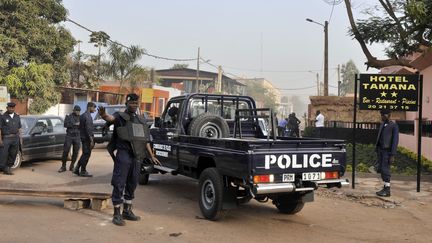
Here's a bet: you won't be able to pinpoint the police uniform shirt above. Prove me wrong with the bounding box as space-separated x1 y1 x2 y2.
64 113 80 136
79 111 94 140
112 111 150 151
0 112 21 136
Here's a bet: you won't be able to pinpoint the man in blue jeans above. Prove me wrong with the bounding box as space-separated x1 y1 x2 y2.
375 109 399 197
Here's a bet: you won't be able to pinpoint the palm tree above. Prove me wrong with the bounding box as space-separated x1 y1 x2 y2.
104 43 148 102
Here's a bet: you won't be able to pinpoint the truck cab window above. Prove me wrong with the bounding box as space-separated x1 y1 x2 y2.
162 102 180 128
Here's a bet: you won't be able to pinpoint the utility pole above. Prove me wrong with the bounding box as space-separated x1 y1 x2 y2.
316 73 320 96
217 65 223 93
324 20 329 96
337 64 341 96
196 47 200 93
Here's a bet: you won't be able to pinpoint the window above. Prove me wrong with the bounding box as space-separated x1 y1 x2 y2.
188 98 250 120
50 118 65 133
35 119 50 134
162 101 181 128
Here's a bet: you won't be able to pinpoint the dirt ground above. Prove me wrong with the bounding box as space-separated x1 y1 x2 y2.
1 145 432 243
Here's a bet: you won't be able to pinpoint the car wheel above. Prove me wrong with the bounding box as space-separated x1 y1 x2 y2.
198 167 225 220
11 151 22 170
273 195 305 214
188 113 229 138
138 173 150 185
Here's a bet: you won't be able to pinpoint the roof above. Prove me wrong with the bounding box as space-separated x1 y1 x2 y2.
156 68 245 86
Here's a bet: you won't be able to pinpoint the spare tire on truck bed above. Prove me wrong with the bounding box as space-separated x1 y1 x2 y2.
187 113 230 138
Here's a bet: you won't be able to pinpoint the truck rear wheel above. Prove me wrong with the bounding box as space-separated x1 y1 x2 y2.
273 195 305 214
188 113 229 138
138 173 150 185
199 168 224 220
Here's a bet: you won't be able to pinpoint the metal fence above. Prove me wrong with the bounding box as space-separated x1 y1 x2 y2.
422 120 432 137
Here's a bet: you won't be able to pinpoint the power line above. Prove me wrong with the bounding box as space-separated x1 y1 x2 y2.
66 18 197 62
223 65 323 73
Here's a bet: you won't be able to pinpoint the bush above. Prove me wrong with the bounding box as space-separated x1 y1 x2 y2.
345 143 432 175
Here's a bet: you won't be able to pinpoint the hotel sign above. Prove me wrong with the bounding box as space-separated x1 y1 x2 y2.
359 74 419 111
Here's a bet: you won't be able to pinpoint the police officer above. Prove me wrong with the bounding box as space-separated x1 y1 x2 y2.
73 102 96 177
0 102 22 175
58 105 81 173
375 109 399 197
98 93 160 226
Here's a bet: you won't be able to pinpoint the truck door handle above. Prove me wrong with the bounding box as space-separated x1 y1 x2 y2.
167 132 174 139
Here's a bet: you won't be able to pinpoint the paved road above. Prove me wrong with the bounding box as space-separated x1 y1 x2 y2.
1 145 432 243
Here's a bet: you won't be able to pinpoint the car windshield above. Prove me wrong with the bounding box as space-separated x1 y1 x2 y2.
20 117 36 134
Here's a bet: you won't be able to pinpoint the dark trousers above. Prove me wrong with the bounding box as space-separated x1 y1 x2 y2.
62 135 81 163
377 149 391 183
76 139 93 172
278 127 285 137
111 149 139 206
0 136 19 169
315 127 323 138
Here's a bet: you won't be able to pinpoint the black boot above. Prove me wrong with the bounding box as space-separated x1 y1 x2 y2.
72 166 80 176
112 206 125 226
122 203 141 221
58 162 67 173
69 161 75 171
3 167 13 175
376 186 391 197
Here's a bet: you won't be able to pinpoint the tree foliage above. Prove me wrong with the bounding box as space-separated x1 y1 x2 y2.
103 43 151 100
245 81 277 110
340 60 359 96
344 0 432 69
171 63 189 69
66 51 100 89
0 0 75 113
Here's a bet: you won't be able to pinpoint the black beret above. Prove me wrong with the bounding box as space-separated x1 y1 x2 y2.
126 93 139 102
380 109 391 115
7 102 16 107
73 105 81 111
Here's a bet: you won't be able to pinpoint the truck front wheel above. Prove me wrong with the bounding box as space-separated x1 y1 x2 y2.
273 195 305 214
198 168 224 220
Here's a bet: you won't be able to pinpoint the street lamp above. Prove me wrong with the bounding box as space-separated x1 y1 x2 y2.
306 18 328 96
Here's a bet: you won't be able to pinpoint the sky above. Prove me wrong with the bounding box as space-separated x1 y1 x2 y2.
62 0 387 98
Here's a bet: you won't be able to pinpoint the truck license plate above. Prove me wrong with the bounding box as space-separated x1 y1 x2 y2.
94 134 103 138
302 172 321 181
282 173 295 182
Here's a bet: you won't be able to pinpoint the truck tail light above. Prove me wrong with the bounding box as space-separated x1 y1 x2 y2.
322 171 339 179
253 174 274 183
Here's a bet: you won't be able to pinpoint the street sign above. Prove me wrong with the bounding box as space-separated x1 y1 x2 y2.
359 74 419 111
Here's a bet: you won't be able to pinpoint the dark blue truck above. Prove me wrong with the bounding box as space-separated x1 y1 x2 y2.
143 93 348 220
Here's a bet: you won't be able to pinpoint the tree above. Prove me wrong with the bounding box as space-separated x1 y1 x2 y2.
340 60 359 96
103 43 150 100
66 51 100 89
0 0 75 113
245 81 277 110
171 63 189 69
344 0 432 69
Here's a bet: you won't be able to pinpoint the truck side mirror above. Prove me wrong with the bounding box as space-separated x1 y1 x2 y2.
154 117 162 128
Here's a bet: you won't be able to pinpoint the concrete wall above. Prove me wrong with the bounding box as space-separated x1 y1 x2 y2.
42 104 73 118
399 133 432 160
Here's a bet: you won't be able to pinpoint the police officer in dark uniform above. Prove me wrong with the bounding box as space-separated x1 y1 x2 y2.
375 109 399 197
58 105 81 173
98 93 160 226
0 102 22 175
73 102 96 177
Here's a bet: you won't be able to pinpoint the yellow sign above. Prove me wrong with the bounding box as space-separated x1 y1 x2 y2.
141 88 154 103
359 74 419 111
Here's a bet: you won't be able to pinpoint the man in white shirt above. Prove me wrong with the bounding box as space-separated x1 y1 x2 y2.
315 110 324 137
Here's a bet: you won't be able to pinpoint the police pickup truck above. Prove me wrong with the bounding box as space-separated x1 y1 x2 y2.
144 93 348 220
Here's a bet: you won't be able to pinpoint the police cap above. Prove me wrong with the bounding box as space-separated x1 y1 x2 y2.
126 93 139 102
73 105 81 111
7 102 16 107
